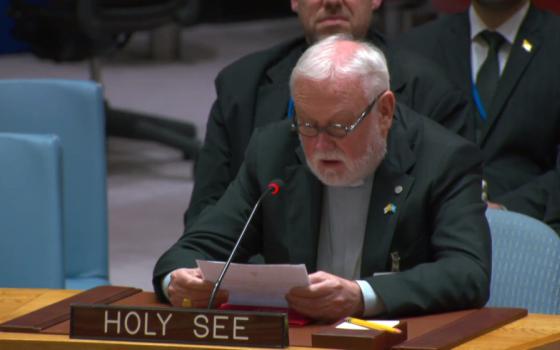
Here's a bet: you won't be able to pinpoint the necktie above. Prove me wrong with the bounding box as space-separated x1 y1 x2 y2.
476 30 506 117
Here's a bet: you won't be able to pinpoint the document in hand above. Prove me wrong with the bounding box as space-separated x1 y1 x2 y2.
197 260 310 308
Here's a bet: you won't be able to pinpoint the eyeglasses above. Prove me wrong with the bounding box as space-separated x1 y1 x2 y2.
291 90 385 139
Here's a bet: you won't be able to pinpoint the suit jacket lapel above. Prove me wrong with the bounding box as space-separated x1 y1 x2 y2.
480 6 542 144
361 109 416 276
385 51 406 96
442 13 473 96
433 13 479 142
281 146 322 271
368 29 406 95
254 43 306 128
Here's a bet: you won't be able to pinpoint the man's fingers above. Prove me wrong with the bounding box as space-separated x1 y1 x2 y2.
186 279 215 291
287 296 331 319
289 275 336 298
172 270 214 290
308 271 329 283
171 287 229 308
287 294 329 310
287 272 364 321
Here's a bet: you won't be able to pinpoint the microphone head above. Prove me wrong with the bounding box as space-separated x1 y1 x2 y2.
267 179 285 196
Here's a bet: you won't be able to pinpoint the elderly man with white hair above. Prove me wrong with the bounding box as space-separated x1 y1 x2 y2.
153 35 491 320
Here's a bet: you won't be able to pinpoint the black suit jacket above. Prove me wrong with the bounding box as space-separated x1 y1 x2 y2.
184 30 471 231
154 106 491 317
396 6 560 232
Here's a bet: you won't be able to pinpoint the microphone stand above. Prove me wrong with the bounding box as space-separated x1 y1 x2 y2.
207 184 278 309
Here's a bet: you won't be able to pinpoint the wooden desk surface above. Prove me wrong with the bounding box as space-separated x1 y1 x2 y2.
0 288 559 350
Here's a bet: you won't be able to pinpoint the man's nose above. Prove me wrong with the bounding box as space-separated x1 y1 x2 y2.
323 0 343 9
313 132 336 151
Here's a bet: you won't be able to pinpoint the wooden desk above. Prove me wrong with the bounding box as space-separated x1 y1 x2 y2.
0 288 559 350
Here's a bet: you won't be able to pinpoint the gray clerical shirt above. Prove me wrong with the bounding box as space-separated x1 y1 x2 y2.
317 176 385 316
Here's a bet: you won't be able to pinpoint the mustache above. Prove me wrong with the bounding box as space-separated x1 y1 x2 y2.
311 150 347 162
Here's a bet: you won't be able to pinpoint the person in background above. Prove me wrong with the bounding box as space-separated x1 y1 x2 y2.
397 0 560 233
153 35 491 320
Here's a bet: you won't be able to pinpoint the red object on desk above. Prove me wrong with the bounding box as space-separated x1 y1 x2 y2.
218 303 312 326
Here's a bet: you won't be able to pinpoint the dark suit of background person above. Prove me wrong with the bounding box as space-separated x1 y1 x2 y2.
153 105 491 317
183 29 471 233
396 4 560 233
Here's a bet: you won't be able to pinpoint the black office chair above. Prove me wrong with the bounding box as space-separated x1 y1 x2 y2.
9 0 201 160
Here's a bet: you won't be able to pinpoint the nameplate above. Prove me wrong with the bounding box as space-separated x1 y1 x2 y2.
70 304 289 348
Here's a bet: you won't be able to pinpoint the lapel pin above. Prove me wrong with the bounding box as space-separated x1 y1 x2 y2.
394 185 403 194
522 39 532 53
384 203 397 215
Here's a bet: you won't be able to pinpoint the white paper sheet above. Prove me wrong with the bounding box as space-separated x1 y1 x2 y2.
336 320 400 330
197 260 309 308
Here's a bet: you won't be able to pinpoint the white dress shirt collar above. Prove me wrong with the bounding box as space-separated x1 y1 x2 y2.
469 2 530 45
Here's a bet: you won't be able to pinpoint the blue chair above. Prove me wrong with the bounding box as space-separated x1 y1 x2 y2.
0 133 65 288
0 79 109 289
486 208 560 314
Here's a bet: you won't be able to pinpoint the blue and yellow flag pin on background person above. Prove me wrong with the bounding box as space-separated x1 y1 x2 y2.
522 39 532 53
384 203 397 215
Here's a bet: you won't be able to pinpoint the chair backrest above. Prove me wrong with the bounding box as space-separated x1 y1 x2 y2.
78 0 188 35
8 0 195 61
485 208 560 314
0 79 109 289
0 133 65 288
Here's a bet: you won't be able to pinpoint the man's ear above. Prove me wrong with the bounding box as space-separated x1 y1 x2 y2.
372 0 383 11
377 91 395 136
291 0 299 12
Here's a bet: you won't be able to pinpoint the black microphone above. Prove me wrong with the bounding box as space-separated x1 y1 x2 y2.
207 179 284 309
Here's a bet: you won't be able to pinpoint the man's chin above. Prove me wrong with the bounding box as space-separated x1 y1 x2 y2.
314 25 353 40
307 158 355 186
475 0 525 11
314 169 354 187
318 175 347 187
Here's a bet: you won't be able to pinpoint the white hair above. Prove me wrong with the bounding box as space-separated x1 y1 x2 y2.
290 34 390 100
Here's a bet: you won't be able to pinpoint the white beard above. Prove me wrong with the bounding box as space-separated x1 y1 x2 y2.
303 123 387 187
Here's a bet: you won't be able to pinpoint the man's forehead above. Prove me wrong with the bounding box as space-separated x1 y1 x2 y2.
293 83 369 123
293 76 365 101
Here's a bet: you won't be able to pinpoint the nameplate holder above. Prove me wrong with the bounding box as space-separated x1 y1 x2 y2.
70 303 289 348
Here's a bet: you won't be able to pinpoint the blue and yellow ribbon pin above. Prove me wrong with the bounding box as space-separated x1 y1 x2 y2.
384 203 397 215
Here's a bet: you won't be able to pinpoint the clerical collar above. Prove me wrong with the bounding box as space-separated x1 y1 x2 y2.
329 174 374 188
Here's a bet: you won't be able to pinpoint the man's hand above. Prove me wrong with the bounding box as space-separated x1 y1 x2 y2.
487 201 506 210
167 268 228 308
286 271 364 321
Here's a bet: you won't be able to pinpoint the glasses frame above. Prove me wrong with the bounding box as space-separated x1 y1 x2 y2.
291 90 386 139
